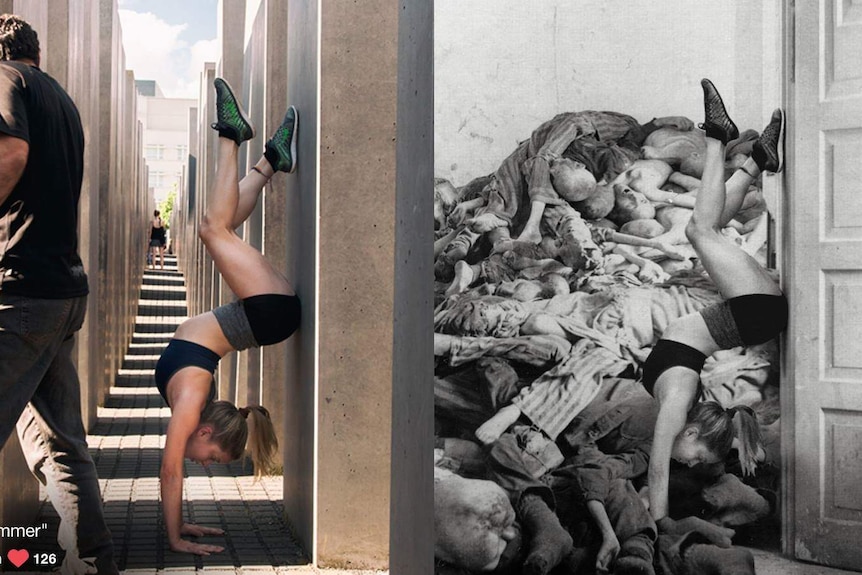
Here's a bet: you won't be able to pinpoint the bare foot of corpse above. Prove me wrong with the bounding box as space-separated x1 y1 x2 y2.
445 261 476 297
475 404 522 445
468 212 508 233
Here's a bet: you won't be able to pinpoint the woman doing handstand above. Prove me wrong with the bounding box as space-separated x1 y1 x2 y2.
155 78 301 556
644 79 787 539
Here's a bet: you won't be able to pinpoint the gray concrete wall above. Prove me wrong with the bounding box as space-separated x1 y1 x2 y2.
391 0 434 571
260 0 290 480
175 0 435 568
285 0 318 557
69 0 104 432
298 2 435 563
216 0 246 403
0 0 146 546
318 0 394 559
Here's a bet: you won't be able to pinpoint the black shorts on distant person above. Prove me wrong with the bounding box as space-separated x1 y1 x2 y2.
212 293 301 351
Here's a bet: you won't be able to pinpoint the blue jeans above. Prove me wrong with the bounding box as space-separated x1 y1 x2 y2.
0 294 117 574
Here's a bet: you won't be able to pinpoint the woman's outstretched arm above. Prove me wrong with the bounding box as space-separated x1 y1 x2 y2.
648 386 694 520
160 396 224 555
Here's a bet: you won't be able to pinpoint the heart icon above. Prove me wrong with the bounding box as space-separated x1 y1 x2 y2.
7 548 29 568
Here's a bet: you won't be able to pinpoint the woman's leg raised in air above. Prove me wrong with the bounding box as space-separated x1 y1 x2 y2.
199 78 297 299
232 106 298 229
684 79 782 300
231 159 273 229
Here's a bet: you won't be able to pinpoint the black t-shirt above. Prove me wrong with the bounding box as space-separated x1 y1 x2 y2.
0 61 88 298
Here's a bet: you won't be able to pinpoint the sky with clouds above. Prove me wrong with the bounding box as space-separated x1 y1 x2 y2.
118 0 219 99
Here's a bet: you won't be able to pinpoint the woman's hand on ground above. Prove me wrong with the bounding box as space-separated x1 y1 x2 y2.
169 539 225 556
181 522 225 537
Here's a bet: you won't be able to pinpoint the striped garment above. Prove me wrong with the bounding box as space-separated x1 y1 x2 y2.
513 338 630 440
527 111 646 159
448 334 572 368
478 111 650 227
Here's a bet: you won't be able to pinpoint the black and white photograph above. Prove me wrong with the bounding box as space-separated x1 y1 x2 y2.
433 2 862 575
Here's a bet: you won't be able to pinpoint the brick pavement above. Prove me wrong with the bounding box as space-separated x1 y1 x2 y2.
18 256 314 574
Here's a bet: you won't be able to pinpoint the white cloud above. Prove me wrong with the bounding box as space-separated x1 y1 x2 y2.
175 38 219 99
119 9 217 99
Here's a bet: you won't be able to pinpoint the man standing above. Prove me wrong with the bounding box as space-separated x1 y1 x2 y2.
0 14 117 574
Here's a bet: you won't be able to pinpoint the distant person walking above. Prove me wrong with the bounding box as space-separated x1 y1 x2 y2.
0 14 118 574
150 209 166 269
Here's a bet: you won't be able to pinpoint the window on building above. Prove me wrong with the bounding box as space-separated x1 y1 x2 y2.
176 145 188 160
150 171 165 188
145 145 165 160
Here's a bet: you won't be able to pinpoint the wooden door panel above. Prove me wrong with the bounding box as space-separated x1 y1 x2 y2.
828 0 862 97
791 0 862 568
824 129 862 239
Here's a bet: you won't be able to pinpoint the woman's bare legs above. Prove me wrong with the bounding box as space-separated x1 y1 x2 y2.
649 84 783 523
231 157 276 229
685 83 781 301
198 137 293 299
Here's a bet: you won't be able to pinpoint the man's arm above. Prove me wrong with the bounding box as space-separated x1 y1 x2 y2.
571 443 651 508
0 133 28 204
586 499 621 573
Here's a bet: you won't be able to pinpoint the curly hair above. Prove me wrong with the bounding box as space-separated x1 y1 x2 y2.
0 14 40 63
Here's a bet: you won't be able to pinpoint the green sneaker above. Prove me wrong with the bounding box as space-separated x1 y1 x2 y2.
264 105 298 173
211 77 254 145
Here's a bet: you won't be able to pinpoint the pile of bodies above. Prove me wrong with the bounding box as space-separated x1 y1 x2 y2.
433 111 781 575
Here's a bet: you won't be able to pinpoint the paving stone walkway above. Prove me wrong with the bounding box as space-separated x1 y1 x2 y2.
26 256 310 574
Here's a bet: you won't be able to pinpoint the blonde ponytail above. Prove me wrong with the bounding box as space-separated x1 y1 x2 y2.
243 405 279 479
730 406 762 476
199 401 279 478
